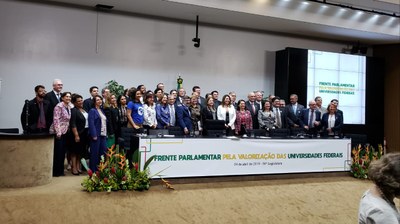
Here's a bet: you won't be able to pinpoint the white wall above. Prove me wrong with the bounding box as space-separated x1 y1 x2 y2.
0 1 345 130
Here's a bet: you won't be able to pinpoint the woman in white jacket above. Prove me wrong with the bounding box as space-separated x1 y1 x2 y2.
217 94 236 136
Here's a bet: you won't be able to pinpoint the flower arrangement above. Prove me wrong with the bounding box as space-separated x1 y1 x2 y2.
351 144 383 179
81 145 171 192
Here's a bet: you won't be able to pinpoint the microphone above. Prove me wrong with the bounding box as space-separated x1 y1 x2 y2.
24 99 30 134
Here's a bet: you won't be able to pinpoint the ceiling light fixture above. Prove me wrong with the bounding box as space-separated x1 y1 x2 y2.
307 0 399 18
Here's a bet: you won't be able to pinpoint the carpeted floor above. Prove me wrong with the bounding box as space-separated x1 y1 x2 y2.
0 173 397 224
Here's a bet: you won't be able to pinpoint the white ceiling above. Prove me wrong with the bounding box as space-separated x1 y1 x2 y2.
43 0 400 45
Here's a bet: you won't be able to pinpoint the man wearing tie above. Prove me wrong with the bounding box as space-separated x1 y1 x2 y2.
255 91 263 109
167 95 177 127
45 79 63 125
285 94 304 128
176 96 192 135
300 100 321 136
45 79 63 109
272 97 284 129
245 91 260 129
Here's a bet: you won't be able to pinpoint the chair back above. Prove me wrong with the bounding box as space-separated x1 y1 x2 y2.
252 129 267 137
168 126 184 136
118 127 136 150
290 127 304 137
270 128 289 138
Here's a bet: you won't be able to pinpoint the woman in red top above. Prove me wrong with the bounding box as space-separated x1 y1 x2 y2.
235 99 253 136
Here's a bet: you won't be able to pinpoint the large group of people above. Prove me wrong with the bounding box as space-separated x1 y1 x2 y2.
21 79 345 176
19 79 400 223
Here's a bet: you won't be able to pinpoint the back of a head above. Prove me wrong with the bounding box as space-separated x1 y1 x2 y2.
368 153 400 196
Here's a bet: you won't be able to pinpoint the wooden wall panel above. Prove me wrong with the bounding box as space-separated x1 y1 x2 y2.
373 44 400 153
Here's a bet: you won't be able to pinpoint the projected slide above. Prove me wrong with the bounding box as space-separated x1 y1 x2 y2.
307 50 366 124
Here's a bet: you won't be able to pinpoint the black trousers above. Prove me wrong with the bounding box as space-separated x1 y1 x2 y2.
53 134 67 176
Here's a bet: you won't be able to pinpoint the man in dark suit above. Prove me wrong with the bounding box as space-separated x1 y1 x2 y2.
167 94 177 127
330 99 344 121
45 79 63 110
176 96 192 135
286 94 304 128
245 91 260 129
176 88 186 105
255 91 263 109
21 85 52 133
83 86 98 112
300 100 321 136
44 79 63 126
192 85 206 107
272 97 287 129
211 90 221 108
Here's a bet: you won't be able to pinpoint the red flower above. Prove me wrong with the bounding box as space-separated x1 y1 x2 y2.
87 169 93 177
103 177 108 183
134 163 139 171
111 167 116 174
359 159 363 164
122 176 127 181
355 167 359 171
96 171 100 177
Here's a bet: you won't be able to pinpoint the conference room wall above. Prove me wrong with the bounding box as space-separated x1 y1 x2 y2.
0 1 346 130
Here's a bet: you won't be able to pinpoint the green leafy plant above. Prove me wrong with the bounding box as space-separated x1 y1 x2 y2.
81 145 170 192
105 80 124 98
351 144 383 179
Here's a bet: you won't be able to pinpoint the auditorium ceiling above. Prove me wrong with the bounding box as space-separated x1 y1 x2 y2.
43 0 400 45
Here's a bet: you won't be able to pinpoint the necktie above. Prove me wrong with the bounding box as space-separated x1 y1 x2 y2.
293 105 296 114
275 108 281 128
251 102 255 114
170 105 175 126
309 109 314 128
57 93 61 102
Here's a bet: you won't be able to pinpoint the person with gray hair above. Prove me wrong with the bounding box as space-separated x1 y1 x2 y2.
358 153 400 223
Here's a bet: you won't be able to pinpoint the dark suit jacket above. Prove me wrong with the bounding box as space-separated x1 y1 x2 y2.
245 101 260 129
176 104 192 131
45 91 60 109
213 99 221 108
70 107 87 134
198 96 206 107
83 98 94 112
104 107 119 135
201 106 217 133
285 103 304 127
88 108 106 138
299 109 321 128
321 112 343 136
20 98 52 133
273 107 289 129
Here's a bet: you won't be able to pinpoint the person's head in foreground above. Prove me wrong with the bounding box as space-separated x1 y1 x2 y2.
358 152 400 224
